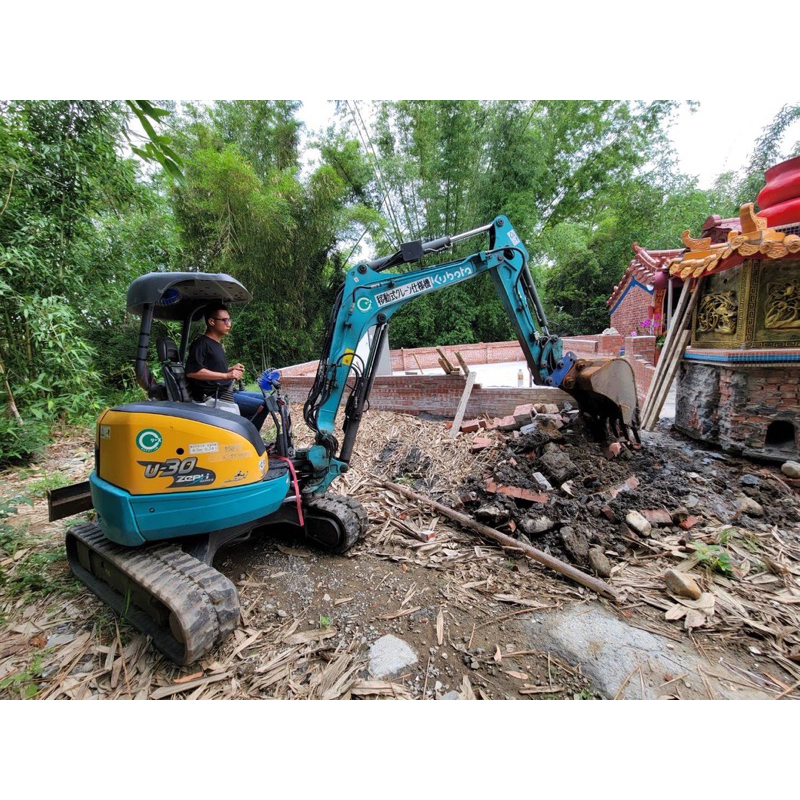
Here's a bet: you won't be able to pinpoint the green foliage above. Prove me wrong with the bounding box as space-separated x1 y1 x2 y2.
167 101 368 367
693 542 734 576
0 417 49 467
0 100 182 463
0 654 45 698
28 472 71 498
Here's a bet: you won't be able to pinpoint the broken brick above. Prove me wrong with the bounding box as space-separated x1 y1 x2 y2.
678 515 701 531
601 505 617 523
642 509 672 527
512 404 533 425
484 481 549 505
460 419 482 434
605 442 623 459
608 476 639 498
497 415 519 431
470 438 493 453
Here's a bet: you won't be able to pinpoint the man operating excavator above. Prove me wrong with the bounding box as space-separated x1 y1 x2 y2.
185 303 268 431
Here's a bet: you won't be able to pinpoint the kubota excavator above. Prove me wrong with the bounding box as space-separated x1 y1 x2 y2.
49 216 639 664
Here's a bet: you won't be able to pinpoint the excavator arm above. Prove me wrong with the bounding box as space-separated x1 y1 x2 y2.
297 216 639 494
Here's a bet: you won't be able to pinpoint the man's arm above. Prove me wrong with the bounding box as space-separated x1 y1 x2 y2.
186 365 244 381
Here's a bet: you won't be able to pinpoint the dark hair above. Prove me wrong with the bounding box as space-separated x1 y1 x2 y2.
204 303 229 327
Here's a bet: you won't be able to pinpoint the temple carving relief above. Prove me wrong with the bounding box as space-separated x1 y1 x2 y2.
697 291 738 334
765 280 800 329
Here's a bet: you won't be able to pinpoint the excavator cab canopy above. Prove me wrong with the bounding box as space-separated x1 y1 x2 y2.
128 271 252 398
127 271 251 322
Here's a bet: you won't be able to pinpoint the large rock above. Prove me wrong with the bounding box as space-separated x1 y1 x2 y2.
560 526 589 564
521 602 772 700
781 461 800 479
520 515 557 537
368 635 418 680
736 495 764 517
588 547 613 578
538 443 577 484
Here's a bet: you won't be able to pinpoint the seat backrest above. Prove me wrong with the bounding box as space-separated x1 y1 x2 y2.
157 337 192 403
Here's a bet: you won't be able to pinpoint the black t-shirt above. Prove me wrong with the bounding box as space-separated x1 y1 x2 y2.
185 335 231 399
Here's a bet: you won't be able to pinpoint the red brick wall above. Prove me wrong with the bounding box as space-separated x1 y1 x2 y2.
610 283 655 338
282 338 622 376
676 363 800 456
281 374 571 418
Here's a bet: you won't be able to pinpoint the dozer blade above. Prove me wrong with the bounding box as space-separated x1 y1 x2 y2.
66 523 240 665
568 358 640 442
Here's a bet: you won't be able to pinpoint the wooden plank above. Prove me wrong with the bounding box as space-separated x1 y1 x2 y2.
641 277 704 427
644 277 704 428
641 278 694 420
436 347 456 373
449 371 477 439
643 329 690 430
454 351 471 377
374 478 620 603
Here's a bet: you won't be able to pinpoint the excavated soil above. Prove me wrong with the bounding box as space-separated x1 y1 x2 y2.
1 405 799 700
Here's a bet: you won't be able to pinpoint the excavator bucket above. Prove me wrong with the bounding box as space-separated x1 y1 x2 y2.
567 358 640 443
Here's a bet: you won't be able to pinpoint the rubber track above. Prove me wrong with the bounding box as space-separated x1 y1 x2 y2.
305 494 367 554
66 523 239 665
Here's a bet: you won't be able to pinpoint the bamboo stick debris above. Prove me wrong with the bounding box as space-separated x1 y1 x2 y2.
374 477 620 602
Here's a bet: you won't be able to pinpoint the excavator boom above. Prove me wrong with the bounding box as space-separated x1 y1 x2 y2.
299 216 639 494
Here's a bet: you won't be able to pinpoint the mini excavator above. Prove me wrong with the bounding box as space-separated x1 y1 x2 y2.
50 216 639 664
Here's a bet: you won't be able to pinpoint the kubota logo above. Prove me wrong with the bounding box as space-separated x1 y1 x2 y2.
136 429 163 453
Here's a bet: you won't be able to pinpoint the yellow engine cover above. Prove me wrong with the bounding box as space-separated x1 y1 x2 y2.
97 406 268 495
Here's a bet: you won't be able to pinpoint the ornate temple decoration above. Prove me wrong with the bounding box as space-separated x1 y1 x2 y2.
765 281 800 329
697 291 738 334
668 204 800 280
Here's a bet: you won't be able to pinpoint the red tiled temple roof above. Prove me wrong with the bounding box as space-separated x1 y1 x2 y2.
667 203 800 280
607 244 683 308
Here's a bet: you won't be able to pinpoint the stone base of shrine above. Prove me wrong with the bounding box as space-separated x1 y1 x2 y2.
674 349 800 462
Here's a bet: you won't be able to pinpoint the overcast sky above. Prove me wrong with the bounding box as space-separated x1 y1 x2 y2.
296 99 800 191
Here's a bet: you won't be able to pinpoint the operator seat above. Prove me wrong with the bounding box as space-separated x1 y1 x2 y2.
156 337 192 403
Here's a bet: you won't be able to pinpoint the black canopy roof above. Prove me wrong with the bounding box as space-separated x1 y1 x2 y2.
126 272 252 321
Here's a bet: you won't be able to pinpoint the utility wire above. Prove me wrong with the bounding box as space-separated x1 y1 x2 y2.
347 101 402 248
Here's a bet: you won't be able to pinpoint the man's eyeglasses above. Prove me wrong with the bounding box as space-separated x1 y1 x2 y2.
213 317 232 325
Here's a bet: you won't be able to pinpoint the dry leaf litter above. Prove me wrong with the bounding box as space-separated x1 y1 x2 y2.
1 402 799 700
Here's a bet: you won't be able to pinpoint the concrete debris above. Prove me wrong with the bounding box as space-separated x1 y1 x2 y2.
519 515 557 537
625 510 652 538
588 547 613 578
560 526 589 565
538 443 578 484
368 635 419 680
474 504 511 526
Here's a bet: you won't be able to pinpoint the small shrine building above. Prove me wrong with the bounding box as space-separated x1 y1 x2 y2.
634 156 800 460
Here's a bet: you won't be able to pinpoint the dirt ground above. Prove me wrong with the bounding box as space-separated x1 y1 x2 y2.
1 404 799 700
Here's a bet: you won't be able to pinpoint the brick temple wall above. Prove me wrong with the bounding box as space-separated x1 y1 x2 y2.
610 281 654 338
675 362 800 458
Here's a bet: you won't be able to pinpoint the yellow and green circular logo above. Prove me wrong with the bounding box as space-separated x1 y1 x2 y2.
136 429 163 453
